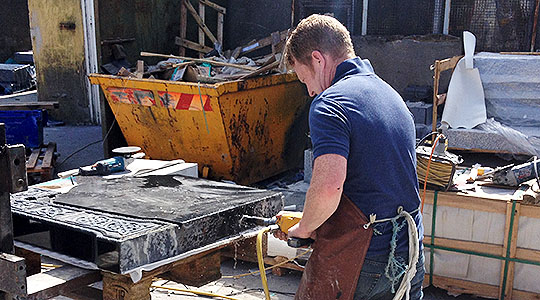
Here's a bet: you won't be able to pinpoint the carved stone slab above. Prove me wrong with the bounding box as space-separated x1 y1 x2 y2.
11 176 283 273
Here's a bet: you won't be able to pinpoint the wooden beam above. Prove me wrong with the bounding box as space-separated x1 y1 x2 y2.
14 248 40 276
25 265 100 300
179 0 187 56
198 0 226 14
175 37 213 53
428 274 500 299
162 250 221 287
0 102 59 111
423 190 508 214
217 12 224 45
239 60 280 80
102 271 152 300
198 1 205 58
183 0 218 44
41 142 56 169
239 30 289 56
140 52 257 71
26 148 40 170
423 236 502 257
499 201 521 300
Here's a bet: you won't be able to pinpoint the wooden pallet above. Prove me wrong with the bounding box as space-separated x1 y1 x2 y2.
26 142 56 182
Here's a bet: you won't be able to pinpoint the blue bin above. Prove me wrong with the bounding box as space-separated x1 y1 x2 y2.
0 110 46 148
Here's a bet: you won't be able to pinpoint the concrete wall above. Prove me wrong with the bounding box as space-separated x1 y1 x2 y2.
28 0 90 124
0 0 32 62
353 35 463 95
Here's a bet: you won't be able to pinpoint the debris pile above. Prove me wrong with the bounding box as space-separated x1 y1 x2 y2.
102 30 290 83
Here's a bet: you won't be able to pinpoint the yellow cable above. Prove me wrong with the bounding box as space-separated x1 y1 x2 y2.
222 248 310 279
151 285 241 300
257 227 272 300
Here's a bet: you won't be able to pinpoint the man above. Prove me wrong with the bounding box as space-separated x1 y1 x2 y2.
277 14 425 300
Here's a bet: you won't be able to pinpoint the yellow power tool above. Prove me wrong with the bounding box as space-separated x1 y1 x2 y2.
241 211 314 247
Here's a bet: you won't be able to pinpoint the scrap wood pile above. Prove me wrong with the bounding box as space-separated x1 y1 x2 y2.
102 29 290 83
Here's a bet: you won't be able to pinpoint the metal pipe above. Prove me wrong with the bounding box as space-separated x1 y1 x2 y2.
433 0 443 34
531 0 540 52
443 0 451 35
362 0 368 35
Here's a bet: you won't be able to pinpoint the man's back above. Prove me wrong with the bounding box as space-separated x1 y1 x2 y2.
309 57 423 256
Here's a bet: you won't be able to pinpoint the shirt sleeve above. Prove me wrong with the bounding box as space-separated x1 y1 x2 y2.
309 97 351 160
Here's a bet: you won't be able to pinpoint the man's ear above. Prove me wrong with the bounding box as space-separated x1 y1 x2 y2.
311 50 325 65
311 50 325 69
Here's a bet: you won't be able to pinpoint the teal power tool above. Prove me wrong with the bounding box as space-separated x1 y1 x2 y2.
79 156 126 176
491 157 540 187
241 212 314 248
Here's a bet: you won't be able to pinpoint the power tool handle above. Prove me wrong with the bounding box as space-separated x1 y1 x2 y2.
287 237 314 248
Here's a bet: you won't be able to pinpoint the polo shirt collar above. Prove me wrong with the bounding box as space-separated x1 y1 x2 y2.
332 57 374 85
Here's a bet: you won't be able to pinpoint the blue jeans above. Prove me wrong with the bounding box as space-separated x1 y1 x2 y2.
354 250 425 300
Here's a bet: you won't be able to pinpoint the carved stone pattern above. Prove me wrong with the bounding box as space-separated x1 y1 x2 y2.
74 215 158 236
11 198 164 239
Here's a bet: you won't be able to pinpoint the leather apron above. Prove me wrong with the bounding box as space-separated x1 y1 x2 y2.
295 194 373 300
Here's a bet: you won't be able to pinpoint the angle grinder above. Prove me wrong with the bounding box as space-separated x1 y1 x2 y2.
241 211 314 248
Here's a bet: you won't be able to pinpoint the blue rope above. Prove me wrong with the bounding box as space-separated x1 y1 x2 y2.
384 217 408 293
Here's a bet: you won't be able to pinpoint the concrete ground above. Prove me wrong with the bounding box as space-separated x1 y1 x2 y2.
41 125 485 300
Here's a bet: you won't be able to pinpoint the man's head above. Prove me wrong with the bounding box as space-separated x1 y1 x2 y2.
285 14 355 96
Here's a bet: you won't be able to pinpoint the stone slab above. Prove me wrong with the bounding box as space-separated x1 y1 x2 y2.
11 176 283 273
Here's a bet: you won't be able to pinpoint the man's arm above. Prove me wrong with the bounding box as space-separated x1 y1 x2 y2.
288 153 347 239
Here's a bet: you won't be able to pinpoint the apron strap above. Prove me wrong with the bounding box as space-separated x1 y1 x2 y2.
362 207 420 300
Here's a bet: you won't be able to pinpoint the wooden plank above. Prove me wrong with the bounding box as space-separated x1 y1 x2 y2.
239 30 289 56
516 247 540 263
183 0 217 44
162 250 221 287
141 246 226 280
222 236 266 262
25 265 100 300
41 142 56 169
423 236 503 257
239 60 280 80
0 102 59 111
265 256 304 272
198 0 226 14
428 274 500 299
198 1 205 58
175 37 213 53
432 59 440 135
424 190 508 214
518 204 540 219
102 271 152 300
14 247 40 276
0 253 27 296
179 0 187 56
499 201 521 300
217 12 224 45
431 55 463 135
436 55 463 72
26 148 40 169
61 285 103 300
140 52 257 71
513 289 540 299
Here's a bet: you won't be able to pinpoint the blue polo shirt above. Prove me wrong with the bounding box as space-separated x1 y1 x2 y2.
309 57 423 257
